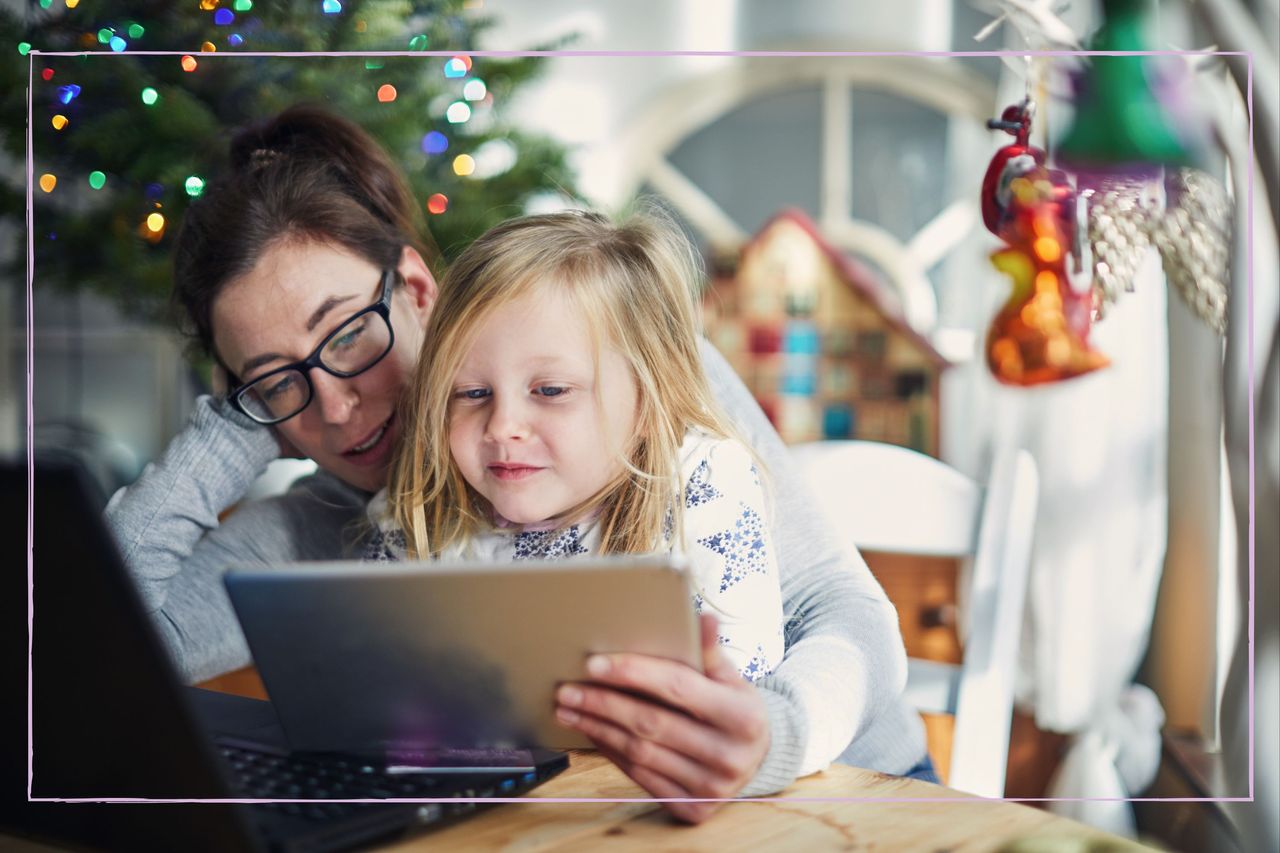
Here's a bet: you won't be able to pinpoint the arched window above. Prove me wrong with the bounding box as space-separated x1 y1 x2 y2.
613 56 998 340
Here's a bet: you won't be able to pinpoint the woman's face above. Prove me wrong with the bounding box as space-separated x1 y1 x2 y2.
212 240 437 492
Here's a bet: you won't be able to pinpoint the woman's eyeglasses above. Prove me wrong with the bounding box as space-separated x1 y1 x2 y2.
228 269 398 425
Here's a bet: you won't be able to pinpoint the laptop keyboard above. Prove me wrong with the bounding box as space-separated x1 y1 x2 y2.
217 741 540 822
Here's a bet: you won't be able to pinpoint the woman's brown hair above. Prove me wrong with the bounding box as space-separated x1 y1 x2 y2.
171 103 437 374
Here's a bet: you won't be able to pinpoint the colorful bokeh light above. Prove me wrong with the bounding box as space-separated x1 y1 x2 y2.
422 131 449 154
141 87 158 105
426 193 448 214
39 174 56 193
446 102 471 123
377 84 397 102
88 171 106 190
185 176 205 197
452 154 475 176
51 114 68 130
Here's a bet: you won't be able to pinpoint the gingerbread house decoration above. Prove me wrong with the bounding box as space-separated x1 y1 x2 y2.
703 208 948 455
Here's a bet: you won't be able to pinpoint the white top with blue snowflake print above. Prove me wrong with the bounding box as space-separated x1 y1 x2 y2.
363 431 784 684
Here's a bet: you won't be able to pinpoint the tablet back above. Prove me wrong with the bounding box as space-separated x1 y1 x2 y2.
224 556 701 752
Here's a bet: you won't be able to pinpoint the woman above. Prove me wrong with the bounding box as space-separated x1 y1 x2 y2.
105 104 931 820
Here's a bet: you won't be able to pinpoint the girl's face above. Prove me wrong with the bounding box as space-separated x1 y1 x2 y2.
212 240 437 492
447 286 639 526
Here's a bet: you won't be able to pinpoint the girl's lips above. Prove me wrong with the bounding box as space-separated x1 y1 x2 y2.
487 464 544 482
342 415 395 468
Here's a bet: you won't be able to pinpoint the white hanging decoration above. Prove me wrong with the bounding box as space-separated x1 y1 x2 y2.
1151 167 1232 332
971 0 1082 49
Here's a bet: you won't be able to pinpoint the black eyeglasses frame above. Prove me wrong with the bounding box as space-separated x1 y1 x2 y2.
227 268 399 426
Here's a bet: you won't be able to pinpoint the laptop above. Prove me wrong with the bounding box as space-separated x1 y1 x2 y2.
6 459 567 853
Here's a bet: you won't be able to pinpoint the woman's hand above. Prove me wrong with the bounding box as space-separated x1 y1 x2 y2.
554 613 770 824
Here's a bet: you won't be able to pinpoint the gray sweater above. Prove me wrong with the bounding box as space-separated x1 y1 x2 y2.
105 341 927 795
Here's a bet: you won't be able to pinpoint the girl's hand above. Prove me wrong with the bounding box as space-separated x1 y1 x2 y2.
554 613 770 824
212 364 305 459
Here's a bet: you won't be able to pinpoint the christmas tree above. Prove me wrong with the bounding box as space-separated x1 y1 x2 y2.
2 0 577 319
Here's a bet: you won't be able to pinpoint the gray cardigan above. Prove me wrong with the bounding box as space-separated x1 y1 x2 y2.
105 341 927 795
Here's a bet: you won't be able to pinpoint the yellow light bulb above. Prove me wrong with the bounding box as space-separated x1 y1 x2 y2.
452 154 475 177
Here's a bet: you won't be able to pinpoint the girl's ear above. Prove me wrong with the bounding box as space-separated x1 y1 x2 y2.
397 245 439 329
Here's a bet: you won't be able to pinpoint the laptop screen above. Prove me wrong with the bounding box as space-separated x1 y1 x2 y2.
12 458 260 849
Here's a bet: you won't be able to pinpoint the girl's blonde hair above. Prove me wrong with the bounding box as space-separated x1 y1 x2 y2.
388 207 742 558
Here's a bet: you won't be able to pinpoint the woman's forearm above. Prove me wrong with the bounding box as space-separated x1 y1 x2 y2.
701 340 912 790
105 396 278 612
102 395 323 681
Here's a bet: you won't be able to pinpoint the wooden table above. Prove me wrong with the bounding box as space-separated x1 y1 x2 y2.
373 751 1150 852
199 670 1152 852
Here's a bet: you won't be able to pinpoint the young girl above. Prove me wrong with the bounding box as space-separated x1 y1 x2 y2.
365 209 784 682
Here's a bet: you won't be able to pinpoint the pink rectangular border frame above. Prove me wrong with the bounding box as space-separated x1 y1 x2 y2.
24 47 1257 807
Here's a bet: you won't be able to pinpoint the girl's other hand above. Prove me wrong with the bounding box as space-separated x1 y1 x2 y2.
554 613 770 823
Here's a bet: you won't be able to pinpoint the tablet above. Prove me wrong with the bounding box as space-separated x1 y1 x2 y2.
224 555 701 753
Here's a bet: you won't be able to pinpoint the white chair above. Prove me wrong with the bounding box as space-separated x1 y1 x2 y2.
790 440 1038 798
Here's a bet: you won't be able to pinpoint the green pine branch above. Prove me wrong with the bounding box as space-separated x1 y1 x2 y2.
3 0 580 327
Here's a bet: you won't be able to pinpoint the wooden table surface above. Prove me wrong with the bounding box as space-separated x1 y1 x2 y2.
198 670 1153 853
377 751 1152 852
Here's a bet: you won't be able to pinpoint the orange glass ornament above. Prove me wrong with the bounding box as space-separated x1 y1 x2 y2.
985 183 1109 386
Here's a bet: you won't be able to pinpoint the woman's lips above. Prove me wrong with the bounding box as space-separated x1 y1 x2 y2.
487 463 544 482
342 414 395 467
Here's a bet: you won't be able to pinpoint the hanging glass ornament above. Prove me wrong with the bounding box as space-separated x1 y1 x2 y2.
1152 168 1232 333
1052 0 1231 332
980 99 1108 385
986 179 1110 386
1081 177 1160 320
1056 0 1191 172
